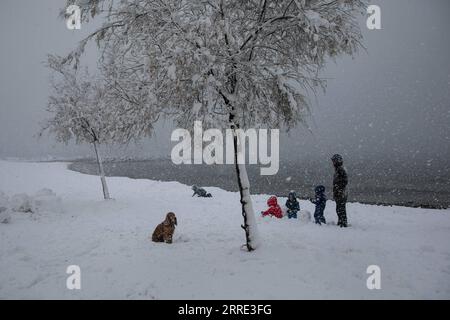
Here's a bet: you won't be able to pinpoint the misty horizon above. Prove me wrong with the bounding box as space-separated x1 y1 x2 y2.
0 0 449 166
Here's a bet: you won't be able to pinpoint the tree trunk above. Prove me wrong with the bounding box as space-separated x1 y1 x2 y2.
92 140 111 200
232 127 260 251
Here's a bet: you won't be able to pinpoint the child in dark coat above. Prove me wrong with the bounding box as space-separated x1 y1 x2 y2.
285 191 300 219
310 185 327 225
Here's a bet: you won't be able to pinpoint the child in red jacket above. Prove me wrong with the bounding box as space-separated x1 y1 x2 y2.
261 196 283 219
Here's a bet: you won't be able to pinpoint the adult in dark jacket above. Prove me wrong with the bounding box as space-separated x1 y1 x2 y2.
331 154 348 227
285 191 300 219
310 185 327 225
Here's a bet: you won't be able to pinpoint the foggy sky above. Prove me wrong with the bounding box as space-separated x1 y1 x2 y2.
0 0 449 164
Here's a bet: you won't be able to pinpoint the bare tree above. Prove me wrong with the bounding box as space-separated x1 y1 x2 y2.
57 0 366 250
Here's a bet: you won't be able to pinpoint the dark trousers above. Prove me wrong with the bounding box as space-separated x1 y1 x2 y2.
314 211 326 225
335 198 348 227
287 210 298 219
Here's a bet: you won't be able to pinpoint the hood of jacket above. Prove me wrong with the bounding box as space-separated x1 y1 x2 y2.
288 191 297 201
267 196 278 207
315 185 326 194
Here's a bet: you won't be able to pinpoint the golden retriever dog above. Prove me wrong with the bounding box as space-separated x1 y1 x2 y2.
152 212 177 244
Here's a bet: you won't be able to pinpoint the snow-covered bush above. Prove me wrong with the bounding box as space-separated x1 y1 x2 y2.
9 189 62 215
33 188 63 214
0 191 9 207
0 189 62 222
10 193 35 213
0 206 11 224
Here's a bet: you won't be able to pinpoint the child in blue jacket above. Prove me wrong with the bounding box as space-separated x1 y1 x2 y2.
285 191 300 219
310 185 327 225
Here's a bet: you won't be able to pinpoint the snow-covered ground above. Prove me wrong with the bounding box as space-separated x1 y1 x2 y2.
0 160 449 299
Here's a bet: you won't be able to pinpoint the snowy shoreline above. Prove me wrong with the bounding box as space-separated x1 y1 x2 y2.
1 160 449 299
68 158 450 210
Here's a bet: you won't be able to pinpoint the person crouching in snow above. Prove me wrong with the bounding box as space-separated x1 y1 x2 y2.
285 191 300 219
261 196 283 219
310 186 327 225
192 185 212 198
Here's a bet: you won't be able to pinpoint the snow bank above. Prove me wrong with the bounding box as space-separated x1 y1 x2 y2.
0 160 449 299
